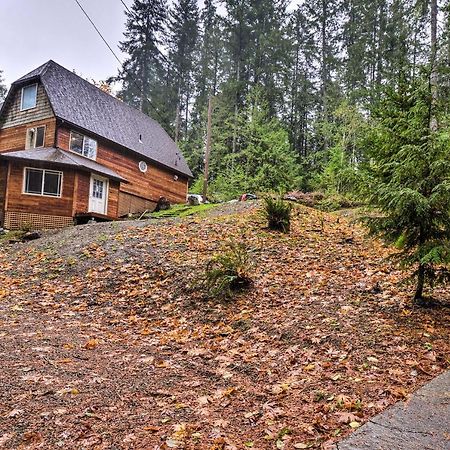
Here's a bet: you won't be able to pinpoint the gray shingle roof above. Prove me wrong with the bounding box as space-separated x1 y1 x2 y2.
11 60 192 178
1 147 126 182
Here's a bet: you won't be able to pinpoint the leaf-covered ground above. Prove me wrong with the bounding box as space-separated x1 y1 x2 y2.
0 202 448 449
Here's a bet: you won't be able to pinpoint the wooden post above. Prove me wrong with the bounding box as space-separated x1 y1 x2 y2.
203 96 213 202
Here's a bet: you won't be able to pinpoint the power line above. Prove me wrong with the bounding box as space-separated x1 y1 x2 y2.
72 0 174 132
74 0 123 67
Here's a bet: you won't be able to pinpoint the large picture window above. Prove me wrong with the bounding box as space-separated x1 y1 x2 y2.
24 168 62 197
69 131 97 160
21 84 38 111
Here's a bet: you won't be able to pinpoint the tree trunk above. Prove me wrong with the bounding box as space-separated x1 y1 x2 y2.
414 264 425 301
430 0 438 130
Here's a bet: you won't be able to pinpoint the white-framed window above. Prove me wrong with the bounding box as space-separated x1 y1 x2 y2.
69 131 97 160
25 126 46 149
20 84 38 111
23 168 62 197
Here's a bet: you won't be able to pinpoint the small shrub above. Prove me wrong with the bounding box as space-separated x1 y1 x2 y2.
262 195 293 232
203 241 253 299
317 194 358 212
19 222 33 233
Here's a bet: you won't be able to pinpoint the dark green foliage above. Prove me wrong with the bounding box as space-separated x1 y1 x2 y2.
365 75 450 301
114 0 450 209
167 0 200 139
0 70 6 102
203 241 253 299
115 0 167 119
262 195 293 233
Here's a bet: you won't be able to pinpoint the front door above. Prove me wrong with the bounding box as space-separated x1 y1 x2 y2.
89 175 108 215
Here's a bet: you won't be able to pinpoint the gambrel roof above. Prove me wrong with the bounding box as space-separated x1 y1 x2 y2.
3 60 192 178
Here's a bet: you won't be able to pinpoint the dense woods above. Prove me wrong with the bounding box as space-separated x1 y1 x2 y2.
110 0 450 201
110 0 450 301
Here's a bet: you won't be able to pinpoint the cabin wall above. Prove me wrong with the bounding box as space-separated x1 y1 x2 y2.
57 126 188 214
0 161 8 226
72 172 119 219
3 161 74 230
0 117 56 153
1 83 54 129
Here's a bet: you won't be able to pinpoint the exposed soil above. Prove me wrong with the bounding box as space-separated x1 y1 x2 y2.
0 202 448 449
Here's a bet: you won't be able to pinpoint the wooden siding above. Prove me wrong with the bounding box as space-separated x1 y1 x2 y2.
72 172 119 218
0 117 56 153
6 161 74 217
1 83 54 129
57 126 188 207
118 192 156 217
0 161 8 226
73 172 90 214
108 180 120 218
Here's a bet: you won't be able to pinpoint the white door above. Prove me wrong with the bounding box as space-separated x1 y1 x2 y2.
89 175 108 215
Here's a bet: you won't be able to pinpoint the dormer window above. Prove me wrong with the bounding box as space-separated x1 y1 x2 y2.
69 131 97 160
20 84 38 111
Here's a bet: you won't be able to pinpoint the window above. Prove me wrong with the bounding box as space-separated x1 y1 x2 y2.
21 84 38 110
138 161 148 173
26 126 46 149
69 131 97 160
24 168 62 197
92 179 104 199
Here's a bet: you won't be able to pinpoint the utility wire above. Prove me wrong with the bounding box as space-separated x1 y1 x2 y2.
72 0 174 131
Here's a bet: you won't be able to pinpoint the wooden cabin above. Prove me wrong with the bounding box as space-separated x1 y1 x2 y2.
0 60 192 230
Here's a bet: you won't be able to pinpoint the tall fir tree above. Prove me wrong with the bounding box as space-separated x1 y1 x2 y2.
366 76 450 302
116 0 167 119
167 0 200 142
0 70 6 102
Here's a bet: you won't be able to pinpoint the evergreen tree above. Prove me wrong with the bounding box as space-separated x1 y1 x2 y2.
167 0 200 141
116 0 167 118
285 5 318 158
366 76 450 302
0 70 6 102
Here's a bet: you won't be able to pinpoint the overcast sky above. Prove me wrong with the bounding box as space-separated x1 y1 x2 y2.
1 0 299 89
1 0 134 87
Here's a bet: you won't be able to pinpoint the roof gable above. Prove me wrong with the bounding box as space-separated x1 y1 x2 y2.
8 61 192 178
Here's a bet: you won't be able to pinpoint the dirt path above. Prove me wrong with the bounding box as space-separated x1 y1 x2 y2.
0 202 448 449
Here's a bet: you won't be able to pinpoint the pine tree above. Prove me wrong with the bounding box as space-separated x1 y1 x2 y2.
366 76 450 302
285 5 318 158
167 0 200 141
185 0 223 178
0 70 6 102
115 0 167 117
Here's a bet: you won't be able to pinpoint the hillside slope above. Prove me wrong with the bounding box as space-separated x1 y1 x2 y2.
0 203 448 449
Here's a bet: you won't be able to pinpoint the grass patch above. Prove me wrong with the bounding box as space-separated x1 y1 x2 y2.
0 230 27 243
149 203 217 218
